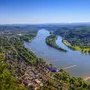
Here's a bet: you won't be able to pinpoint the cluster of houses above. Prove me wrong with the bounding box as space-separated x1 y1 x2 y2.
6 52 60 90
6 54 45 90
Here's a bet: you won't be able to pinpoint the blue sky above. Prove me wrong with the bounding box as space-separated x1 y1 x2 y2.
0 0 90 24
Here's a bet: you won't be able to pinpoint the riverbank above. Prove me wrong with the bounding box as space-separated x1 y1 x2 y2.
46 35 67 52
22 31 37 42
63 39 90 54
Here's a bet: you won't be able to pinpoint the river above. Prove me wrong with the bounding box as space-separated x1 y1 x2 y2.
24 29 90 79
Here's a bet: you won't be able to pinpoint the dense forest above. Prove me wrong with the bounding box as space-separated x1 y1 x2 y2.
46 35 67 52
0 25 90 90
55 25 90 54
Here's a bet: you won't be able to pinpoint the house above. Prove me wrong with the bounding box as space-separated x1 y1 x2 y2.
30 85 38 90
46 66 59 72
34 79 41 84
34 79 43 86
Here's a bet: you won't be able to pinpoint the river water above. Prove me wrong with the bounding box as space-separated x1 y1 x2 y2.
24 29 90 78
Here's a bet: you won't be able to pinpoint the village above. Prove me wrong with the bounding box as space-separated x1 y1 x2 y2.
6 53 62 90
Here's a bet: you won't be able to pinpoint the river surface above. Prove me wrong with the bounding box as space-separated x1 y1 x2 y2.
24 29 90 79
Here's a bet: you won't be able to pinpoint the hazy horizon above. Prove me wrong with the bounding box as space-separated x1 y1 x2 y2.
0 0 90 24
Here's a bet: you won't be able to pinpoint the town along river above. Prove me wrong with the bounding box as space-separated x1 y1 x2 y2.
24 29 90 80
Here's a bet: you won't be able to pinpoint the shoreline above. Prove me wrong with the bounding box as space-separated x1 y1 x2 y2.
62 39 90 54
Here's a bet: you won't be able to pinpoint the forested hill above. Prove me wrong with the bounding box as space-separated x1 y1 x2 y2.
55 25 90 53
0 25 90 90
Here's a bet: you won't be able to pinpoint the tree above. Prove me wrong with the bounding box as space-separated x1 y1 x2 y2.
0 59 27 90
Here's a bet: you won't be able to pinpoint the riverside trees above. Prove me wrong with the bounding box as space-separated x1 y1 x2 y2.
55 25 90 54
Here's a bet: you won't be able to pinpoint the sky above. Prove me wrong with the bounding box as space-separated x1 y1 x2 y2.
0 0 90 24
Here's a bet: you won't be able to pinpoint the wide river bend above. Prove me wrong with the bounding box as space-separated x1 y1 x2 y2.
24 29 90 79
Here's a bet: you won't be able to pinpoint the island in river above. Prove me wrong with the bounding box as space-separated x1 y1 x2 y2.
46 34 67 52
